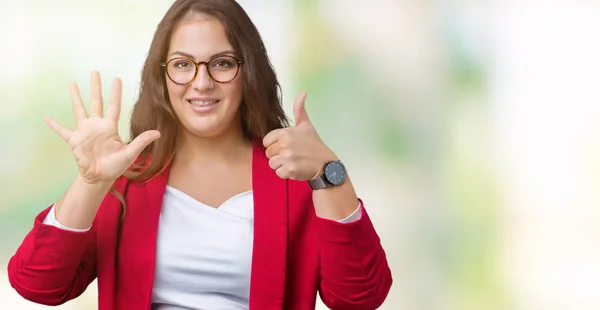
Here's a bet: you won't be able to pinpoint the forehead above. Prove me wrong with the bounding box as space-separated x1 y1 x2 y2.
168 15 233 60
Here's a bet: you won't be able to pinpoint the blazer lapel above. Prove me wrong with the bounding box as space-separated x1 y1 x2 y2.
249 140 289 310
140 165 171 305
114 164 170 308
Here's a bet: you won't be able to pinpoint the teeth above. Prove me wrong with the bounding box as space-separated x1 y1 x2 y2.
190 100 217 106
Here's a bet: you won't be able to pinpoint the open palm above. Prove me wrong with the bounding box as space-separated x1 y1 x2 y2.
44 71 161 185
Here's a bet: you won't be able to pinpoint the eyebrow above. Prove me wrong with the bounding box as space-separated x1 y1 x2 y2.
167 50 237 60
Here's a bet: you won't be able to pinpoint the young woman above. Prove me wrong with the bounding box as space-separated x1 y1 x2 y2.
7 0 392 309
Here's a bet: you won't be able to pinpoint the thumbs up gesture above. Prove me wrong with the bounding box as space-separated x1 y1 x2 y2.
263 92 337 180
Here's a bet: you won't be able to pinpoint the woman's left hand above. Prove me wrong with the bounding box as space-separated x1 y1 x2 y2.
263 92 337 181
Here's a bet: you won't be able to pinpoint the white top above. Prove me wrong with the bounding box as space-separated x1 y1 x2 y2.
151 186 254 309
43 186 361 309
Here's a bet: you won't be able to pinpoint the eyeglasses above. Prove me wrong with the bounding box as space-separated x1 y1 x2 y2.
161 55 244 85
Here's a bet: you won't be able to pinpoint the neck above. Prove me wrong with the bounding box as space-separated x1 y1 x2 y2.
173 124 252 167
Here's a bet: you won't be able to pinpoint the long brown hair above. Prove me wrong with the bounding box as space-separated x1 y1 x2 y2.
125 0 289 182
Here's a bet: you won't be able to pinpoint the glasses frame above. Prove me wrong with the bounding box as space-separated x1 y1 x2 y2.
161 55 244 85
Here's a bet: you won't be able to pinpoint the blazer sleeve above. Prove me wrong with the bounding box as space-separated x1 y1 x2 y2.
7 205 99 306
317 199 393 310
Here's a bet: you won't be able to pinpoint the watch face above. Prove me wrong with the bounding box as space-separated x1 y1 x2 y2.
324 161 346 186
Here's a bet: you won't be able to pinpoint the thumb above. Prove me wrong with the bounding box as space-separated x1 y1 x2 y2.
293 92 311 126
124 130 161 160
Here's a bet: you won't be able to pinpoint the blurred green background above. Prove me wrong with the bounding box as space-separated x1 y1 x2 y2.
1 1 600 309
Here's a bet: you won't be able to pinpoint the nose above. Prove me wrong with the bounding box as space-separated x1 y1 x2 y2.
190 63 214 90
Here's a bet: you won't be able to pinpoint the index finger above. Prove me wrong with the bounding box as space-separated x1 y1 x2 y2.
69 82 88 125
106 78 122 122
263 128 283 148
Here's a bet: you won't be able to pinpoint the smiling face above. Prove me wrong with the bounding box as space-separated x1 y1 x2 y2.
165 14 244 140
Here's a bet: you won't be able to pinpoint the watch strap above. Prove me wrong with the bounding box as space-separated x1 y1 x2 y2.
308 174 329 190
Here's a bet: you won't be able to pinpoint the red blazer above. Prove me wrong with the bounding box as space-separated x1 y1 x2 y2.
8 142 392 310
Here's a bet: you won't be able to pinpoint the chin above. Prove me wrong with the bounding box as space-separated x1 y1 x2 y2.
181 115 238 139
184 123 226 138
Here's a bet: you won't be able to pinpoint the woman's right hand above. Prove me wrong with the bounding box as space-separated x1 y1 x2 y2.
44 71 161 186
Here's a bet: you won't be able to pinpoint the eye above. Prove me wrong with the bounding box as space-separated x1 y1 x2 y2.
211 58 234 69
173 60 194 69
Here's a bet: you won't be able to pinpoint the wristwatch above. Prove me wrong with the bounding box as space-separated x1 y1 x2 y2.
308 160 347 190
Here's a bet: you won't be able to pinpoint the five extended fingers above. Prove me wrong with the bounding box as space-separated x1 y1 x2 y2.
49 72 124 137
